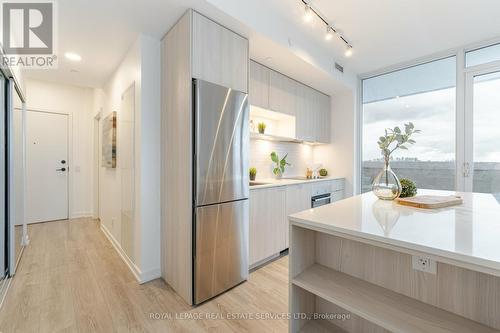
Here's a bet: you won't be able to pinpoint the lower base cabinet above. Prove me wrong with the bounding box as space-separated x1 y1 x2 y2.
249 180 345 268
249 187 286 267
285 184 312 248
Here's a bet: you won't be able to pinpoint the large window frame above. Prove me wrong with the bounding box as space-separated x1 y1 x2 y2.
356 37 500 195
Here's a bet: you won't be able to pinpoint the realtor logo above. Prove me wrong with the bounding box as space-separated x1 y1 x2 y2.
0 0 57 68
2 1 53 54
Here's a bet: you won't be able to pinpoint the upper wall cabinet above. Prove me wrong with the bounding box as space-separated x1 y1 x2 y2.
192 13 248 93
249 61 270 109
248 60 331 143
269 70 297 116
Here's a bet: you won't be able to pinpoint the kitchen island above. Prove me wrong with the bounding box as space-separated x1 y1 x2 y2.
288 189 500 333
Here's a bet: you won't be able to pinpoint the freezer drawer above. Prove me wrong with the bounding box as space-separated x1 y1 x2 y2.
194 79 249 206
194 199 249 304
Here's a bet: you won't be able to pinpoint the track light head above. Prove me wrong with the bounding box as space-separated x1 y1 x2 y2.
344 45 353 57
304 4 313 22
325 26 334 40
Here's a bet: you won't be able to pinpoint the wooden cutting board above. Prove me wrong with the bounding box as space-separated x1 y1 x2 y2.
396 195 463 209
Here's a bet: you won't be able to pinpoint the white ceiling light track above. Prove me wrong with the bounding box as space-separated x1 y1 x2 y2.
301 0 353 57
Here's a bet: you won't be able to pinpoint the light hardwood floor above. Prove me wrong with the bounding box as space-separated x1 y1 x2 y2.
0 218 288 333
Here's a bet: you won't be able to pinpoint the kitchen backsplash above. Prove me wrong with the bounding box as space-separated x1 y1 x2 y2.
250 139 317 179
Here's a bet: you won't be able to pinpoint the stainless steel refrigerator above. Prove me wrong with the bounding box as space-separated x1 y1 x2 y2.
192 79 249 305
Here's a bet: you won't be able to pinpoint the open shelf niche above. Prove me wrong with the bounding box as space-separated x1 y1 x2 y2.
250 106 296 141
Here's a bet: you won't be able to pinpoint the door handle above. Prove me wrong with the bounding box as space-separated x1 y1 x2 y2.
56 168 66 172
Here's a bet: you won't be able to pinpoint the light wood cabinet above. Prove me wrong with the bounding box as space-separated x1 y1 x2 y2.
192 12 248 93
295 83 314 142
285 184 312 247
249 179 345 268
269 70 297 116
249 61 270 109
248 60 331 143
249 187 286 267
161 9 249 305
317 92 331 143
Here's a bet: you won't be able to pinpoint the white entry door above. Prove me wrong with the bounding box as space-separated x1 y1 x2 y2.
26 111 69 223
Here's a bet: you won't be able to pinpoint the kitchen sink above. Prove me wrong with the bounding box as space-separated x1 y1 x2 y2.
249 181 271 186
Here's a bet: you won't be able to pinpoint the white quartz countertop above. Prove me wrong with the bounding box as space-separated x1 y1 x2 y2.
289 189 500 274
249 176 343 190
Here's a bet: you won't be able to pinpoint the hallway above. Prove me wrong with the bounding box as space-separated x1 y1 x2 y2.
0 219 288 333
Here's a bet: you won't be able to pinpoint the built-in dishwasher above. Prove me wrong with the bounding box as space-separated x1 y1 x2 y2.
311 193 332 208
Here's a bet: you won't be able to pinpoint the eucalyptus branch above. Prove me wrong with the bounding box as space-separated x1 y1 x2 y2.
377 122 420 162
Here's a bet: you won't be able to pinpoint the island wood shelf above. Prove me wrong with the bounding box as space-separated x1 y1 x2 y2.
292 263 498 333
298 319 347 333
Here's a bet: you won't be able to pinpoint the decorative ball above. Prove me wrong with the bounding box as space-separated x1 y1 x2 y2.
400 178 417 198
319 168 328 177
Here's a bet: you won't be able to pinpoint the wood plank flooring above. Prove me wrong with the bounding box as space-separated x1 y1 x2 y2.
0 218 288 333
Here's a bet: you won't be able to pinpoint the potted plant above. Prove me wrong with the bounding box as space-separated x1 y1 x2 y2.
249 167 257 181
270 152 291 178
400 178 417 198
258 122 266 134
373 122 420 200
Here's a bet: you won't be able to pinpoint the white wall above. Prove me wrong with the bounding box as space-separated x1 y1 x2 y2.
250 141 315 179
96 34 161 282
24 79 95 217
314 91 357 197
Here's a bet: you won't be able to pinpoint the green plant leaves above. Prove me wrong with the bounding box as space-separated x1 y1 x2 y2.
377 123 420 159
270 151 291 175
270 152 279 163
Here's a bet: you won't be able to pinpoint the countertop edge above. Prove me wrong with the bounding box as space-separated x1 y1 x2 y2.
249 177 345 190
289 216 500 278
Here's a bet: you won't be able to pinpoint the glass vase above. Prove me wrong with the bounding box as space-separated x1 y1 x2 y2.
372 161 402 200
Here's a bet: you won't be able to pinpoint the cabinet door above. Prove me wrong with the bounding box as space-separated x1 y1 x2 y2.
295 83 313 142
192 12 248 93
285 184 312 247
269 70 296 116
249 187 286 266
317 92 331 143
249 61 270 109
331 190 345 202
310 89 323 143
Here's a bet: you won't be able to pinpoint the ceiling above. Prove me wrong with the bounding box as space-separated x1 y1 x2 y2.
22 0 500 89
295 0 500 74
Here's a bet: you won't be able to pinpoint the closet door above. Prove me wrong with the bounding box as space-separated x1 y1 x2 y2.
0 74 6 281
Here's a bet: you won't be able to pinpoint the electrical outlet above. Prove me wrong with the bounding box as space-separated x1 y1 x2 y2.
412 255 437 274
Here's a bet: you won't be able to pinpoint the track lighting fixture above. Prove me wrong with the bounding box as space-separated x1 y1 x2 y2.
300 1 353 57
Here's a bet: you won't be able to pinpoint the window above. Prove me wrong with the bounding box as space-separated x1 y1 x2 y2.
466 43 500 67
361 57 457 193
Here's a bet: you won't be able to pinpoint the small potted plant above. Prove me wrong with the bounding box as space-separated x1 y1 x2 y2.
258 122 266 134
270 152 291 178
319 168 328 177
249 167 257 181
400 178 417 198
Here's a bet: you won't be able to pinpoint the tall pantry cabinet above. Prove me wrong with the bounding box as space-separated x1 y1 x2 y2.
160 9 249 305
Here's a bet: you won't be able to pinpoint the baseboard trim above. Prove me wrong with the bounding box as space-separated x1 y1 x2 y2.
99 222 142 282
140 268 162 283
0 277 12 310
70 212 92 219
